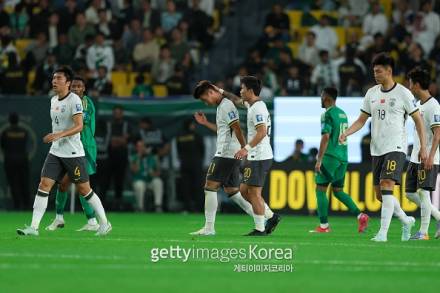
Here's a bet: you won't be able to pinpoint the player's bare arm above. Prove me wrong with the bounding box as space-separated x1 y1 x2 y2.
43 113 84 143
411 111 428 164
235 124 266 159
194 111 217 132
315 133 330 173
339 112 369 144
426 126 440 170
230 120 246 148
211 84 245 108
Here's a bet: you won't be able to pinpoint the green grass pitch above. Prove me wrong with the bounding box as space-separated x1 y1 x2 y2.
1 212 440 293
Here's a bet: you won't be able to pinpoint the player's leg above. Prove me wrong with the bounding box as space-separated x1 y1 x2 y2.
314 183 330 232
133 179 147 211
17 154 63 236
245 184 266 235
224 159 253 216
46 174 70 231
149 177 164 212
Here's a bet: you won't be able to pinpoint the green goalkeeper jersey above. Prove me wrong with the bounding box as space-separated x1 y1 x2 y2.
80 95 96 151
320 106 348 163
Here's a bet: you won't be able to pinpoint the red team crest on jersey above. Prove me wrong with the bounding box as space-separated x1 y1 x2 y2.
380 98 385 104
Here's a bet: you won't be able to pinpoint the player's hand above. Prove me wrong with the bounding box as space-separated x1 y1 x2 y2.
211 84 221 93
194 112 207 125
425 155 434 170
419 147 428 165
43 133 62 143
315 160 322 173
339 133 347 144
234 148 248 160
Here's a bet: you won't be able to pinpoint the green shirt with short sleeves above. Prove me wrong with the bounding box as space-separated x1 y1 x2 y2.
321 106 348 163
80 95 97 174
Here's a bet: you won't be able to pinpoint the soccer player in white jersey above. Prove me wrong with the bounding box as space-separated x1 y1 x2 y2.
189 80 265 235
340 53 427 242
406 67 440 240
17 66 111 236
214 76 281 236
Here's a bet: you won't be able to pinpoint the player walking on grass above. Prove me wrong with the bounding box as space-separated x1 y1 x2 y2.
17 66 111 236
190 80 265 236
406 67 440 240
312 87 369 233
46 76 99 232
214 77 281 236
340 53 427 242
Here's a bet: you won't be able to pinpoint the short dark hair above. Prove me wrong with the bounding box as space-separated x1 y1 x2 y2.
323 87 338 101
372 52 394 71
72 76 86 85
407 66 430 90
193 80 214 99
240 76 262 96
53 66 74 81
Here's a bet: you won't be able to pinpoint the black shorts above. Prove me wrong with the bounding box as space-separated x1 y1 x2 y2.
372 152 406 185
405 162 439 192
241 159 272 187
41 153 89 183
206 157 240 188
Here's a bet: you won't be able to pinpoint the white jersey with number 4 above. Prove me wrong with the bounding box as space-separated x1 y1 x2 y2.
361 83 418 156
246 100 273 161
410 97 440 164
49 92 85 158
215 98 241 158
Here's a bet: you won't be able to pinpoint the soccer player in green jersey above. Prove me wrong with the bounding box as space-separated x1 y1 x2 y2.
312 87 369 233
46 76 99 232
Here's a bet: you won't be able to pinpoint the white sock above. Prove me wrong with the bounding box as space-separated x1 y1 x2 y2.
419 189 432 234
88 218 98 225
264 202 274 219
419 189 440 221
392 196 410 224
320 223 329 229
378 195 394 236
253 214 265 232
56 214 64 221
406 192 421 206
31 190 49 230
229 192 253 217
204 190 218 231
85 192 108 224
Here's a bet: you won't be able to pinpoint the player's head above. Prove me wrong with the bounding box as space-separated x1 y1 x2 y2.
321 87 338 108
407 66 430 95
113 105 124 120
71 76 86 97
372 52 394 85
52 66 74 93
193 80 221 106
240 76 261 101
135 138 146 153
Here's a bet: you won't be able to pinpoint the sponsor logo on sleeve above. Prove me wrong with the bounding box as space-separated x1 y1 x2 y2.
434 115 440 122
76 104 82 112
256 114 263 122
228 111 237 120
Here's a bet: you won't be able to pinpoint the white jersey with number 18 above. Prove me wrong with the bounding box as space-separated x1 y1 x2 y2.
49 92 85 158
361 83 418 156
246 100 273 161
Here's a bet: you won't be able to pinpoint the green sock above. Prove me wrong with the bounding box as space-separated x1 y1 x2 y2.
316 188 329 224
56 190 68 215
333 190 361 215
79 195 96 220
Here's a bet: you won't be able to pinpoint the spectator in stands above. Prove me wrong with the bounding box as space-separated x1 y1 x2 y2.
262 63 280 96
113 38 130 70
96 9 112 39
68 12 96 49
132 74 154 98
0 4 10 29
412 0 440 55
53 34 74 65
47 12 60 49
169 27 189 62
184 0 213 50
264 3 290 41
32 51 57 95
87 32 115 77
403 42 431 74
137 0 161 30
265 37 292 68
166 64 189 95
85 0 112 25
74 33 95 66
232 66 248 92
282 139 308 163
310 15 338 55
57 0 79 34
392 0 414 27
152 45 176 83
0 35 19 65
338 47 364 96
161 0 182 33
176 118 205 212
130 139 164 212
361 33 389 68
24 32 49 69
311 50 339 95
0 52 26 94
138 117 170 160
298 31 320 68
122 18 143 53
245 49 264 75
282 65 306 96
9 2 29 38
28 0 50 37
188 0 214 16
429 36 440 79
362 1 389 38
133 28 160 70
90 66 113 96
